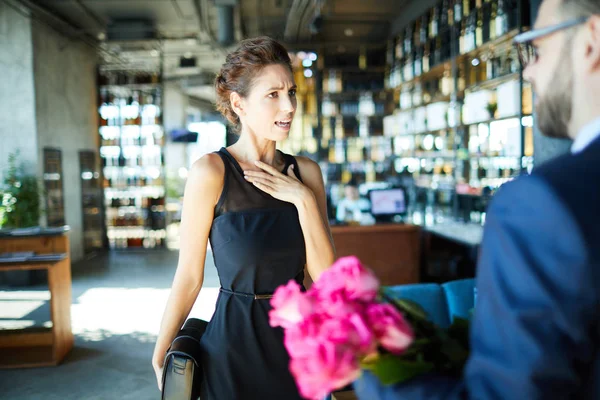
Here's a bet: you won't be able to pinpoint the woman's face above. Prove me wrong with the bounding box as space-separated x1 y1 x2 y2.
236 64 297 141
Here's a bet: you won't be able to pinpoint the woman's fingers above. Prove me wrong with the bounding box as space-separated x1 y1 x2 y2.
252 180 275 194
244 170 278 182
254 160 285 176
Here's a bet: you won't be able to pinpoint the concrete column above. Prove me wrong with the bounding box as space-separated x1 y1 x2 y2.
31 20 98 262
0 2 38 178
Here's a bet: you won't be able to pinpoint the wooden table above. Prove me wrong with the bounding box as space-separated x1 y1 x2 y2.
0 230 73 368
331 223 421 286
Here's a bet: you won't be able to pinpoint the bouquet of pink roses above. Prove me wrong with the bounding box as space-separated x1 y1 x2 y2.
269 256 470 400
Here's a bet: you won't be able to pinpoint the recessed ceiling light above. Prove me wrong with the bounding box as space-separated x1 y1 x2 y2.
150 50 159 57
304 69 313 78
186 38 196 46
344 28 354 37
97 32 106 41
184 52 193 59
308 52 317 61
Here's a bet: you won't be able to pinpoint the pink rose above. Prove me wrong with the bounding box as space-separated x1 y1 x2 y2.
289 341 361 400
366 303 414 354
318 311 376 355
269 280 313 329
313 256 380 303
312 287 362 318
284 313 324 359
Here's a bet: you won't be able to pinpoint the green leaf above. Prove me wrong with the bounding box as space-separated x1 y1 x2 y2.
393 298 429 320
361 354 435 385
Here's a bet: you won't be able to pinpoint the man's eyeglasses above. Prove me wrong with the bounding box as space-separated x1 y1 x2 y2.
513 16 588 67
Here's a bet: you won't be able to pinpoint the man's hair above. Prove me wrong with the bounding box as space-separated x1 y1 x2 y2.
561 0 600 19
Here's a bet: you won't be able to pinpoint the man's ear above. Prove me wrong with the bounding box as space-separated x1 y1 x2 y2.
230 92 245 118
585 15 600 71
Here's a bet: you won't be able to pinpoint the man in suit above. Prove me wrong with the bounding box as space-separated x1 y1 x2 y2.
355 0 600 398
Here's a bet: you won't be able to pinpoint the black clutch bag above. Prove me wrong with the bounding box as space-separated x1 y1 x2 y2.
161 318 209 400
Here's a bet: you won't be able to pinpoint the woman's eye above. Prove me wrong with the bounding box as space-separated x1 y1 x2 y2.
268 92 278 98
289 89 296 96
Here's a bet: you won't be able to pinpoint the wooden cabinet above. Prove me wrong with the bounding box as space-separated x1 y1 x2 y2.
0 231 73 368
331 223 421 286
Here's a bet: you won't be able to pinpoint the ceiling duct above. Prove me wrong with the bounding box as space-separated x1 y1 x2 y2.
107 19 156 41
214 0 237 46
216 5 234 45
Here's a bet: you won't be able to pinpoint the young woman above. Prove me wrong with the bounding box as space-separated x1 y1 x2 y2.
152 36 335 399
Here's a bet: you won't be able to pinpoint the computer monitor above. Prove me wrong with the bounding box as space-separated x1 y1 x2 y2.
369 187 407 221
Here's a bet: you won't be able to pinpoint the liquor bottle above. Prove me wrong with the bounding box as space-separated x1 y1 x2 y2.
386 39 394 66
430 6 439 39
447 0 455 27
459 19 467 54
468 12 477 52
404 24 414 81
395 32 404 60
463 0 471 19
420 14 429 75
404 23 413 58
414 17 422 48
489 0 498 40
441 0 450 32
475 4 484 48
423 41 431 73
433 35 442 66
420 14 429 45
482 0 491 43
414 46 423 77
454 0 463 25
496 0 508 38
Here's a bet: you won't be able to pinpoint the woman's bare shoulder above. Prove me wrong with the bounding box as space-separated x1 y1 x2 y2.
186 152 225 193
295 156 322 178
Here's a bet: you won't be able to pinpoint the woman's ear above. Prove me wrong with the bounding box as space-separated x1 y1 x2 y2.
230 92 245 118
587 15 600 71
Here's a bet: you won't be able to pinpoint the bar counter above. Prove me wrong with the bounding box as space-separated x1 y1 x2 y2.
331 223 421 286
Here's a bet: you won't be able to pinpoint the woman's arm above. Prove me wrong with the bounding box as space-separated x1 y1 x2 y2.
151 153 224 389
295 157 335 281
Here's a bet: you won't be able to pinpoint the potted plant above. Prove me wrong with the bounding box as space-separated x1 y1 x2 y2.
485 102 498 120
1 151 42 229
0 151 43 286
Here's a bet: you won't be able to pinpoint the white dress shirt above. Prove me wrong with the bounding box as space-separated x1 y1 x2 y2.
571 116 600 154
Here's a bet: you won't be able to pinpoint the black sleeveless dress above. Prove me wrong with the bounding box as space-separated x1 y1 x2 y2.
199 147 306 400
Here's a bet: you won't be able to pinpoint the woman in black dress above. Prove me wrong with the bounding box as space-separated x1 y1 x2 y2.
152 36 335 399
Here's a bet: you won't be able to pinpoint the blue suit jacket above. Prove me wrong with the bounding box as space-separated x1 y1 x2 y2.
356 137 600 400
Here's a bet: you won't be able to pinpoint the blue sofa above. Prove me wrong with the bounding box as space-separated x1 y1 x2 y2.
383 278 476 328
324 278 476 400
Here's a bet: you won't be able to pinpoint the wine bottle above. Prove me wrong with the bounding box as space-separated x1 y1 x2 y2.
489 0 498 40
476 5 484 48
459 19 467 54
430 6 439 39
414 46 423 77
482 0 491 43
463 0 470 19
496 0 508 38
423 41 431 73
454 0 463 25
420 14 429 45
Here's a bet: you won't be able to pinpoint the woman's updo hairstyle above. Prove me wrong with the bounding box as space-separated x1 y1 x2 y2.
215 36 293 133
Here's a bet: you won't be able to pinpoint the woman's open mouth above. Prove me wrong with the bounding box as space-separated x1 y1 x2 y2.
275 121 291 130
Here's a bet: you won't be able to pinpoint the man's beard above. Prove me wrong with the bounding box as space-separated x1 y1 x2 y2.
535 47 574 140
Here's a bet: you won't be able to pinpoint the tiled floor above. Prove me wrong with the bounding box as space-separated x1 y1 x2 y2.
0 249 220 400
